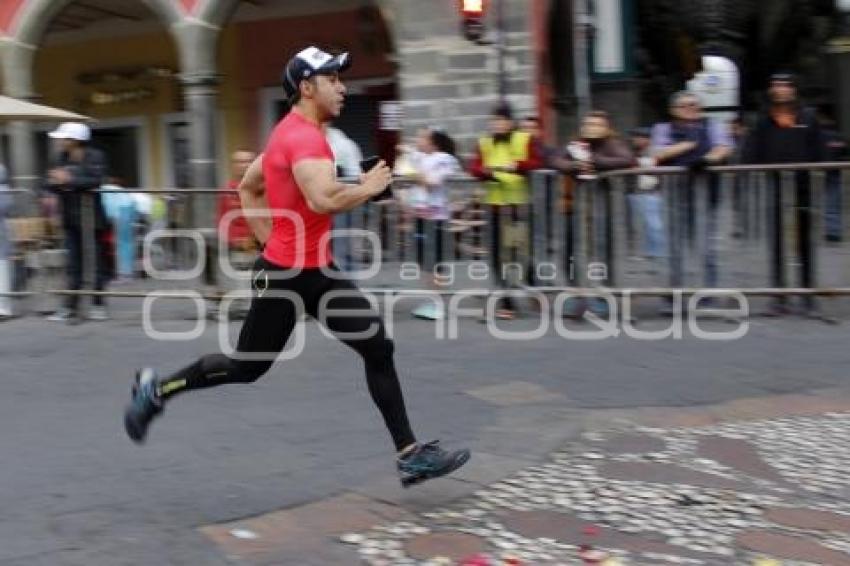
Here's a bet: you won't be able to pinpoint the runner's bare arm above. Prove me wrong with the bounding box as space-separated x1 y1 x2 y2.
293 158 391 214
238 154 272 245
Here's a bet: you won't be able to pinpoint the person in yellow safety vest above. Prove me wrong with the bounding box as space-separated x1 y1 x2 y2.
470 102 542 319
470 103 541 205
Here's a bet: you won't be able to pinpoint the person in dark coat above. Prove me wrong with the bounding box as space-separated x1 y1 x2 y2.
745 73 824 316
44 122 110 324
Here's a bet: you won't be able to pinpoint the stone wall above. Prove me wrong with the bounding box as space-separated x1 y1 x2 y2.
389 0 537 154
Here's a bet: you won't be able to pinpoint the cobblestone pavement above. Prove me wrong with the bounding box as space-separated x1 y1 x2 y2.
326 413 850 565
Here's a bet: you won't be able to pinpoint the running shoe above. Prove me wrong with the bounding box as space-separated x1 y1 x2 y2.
124 368 163 444
397 440 470 488
412 303 444 321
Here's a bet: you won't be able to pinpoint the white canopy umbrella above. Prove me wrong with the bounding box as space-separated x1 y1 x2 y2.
0 95 92 122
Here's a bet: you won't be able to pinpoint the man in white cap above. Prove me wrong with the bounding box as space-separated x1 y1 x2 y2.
45 122 109 324
124 46 470 488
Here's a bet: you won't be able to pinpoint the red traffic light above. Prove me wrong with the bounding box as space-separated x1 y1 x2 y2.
460 0 486 16
460 0 486 42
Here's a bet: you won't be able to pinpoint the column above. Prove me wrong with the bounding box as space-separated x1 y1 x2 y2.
181 73 220 228
0 42 38 195
174 21 221 229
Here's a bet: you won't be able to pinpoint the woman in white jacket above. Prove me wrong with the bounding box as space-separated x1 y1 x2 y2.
401 128 460 320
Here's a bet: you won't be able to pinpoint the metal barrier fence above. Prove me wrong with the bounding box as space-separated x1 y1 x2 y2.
565 163 850 298
336 163 850 304
2 188 224 314
2 163 850 317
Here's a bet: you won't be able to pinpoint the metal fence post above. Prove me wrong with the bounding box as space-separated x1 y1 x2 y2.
528 173 545 286
666 174 682 289
769 172 786 292
81 191 96 317
564 179 576 286
797 169 816 297
603 178 615 287
489 204 502 289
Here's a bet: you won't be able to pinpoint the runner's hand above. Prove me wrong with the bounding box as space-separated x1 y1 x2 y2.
360 160 392 197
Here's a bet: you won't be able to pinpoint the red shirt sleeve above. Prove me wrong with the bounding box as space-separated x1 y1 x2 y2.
515 137 543 174
469 144 493 180
217 183 238 222
285 128 334 167
216 188 228 227
217 181 250 244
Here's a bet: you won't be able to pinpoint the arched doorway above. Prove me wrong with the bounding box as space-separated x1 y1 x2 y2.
29 0 180 188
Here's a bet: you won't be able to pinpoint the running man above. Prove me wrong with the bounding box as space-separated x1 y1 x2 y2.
124 47 470 487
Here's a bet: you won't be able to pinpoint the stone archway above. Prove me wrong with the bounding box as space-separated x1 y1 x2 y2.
199 0 402 160
196 0 238 28
11 0 182 47
196 0 398 40
1 0 184 192
194 0 399 65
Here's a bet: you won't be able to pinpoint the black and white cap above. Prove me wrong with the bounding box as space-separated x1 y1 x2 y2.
282 46 352 100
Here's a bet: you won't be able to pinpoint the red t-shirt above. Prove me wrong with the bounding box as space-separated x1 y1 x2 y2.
217 179 251 246
262 111 335 268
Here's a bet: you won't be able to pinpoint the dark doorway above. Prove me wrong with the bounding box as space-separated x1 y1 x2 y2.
91 126 140 187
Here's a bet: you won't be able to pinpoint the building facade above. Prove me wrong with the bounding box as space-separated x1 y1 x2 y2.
543 0 849 143
2 0 843 203
0 0 540 198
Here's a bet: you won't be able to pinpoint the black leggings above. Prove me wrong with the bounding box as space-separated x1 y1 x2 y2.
160 257 417 452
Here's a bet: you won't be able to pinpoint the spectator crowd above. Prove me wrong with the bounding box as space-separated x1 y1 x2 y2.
0 72 846 323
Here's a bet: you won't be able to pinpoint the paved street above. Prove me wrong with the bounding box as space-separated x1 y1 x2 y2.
1 305 850 565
